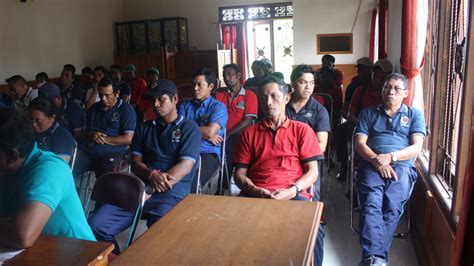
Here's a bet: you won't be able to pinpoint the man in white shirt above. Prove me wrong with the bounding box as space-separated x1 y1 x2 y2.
6 75 38 110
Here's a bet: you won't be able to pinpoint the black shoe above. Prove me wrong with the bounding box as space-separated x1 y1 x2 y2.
359 256 387 266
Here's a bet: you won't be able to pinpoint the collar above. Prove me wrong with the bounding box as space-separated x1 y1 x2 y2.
152 115 184 127
43 122 60 135
259 116 290 131
192 96 212 108
61 97 68 111
228 86 246 96
377 104 408 115
289 96 318 112
101 98 123 111
21 87 33 102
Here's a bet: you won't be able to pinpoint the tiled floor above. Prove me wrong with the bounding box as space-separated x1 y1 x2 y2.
104 162 419 265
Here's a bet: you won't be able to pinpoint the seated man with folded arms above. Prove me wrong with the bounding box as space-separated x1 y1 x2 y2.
0 107 95 249
88 80 201 254
38 82 85 140
286 64 331 201
355 73 425 266
232 76 325 266
336 59 393 182
178 68 228 193
6 75 38 110
84 78 136 179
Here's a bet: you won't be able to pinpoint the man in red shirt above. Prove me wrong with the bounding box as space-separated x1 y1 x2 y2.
123 64 148 116
216 64 258 191
232 75 324 266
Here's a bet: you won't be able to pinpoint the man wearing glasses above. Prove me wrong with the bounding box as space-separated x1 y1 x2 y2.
355 73 426 266
85 78 136 179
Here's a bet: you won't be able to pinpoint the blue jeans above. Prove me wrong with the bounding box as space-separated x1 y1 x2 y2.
356 164 416 260
88 195 179 254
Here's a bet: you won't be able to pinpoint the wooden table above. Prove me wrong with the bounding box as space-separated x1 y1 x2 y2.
5 235 114 266
113 194 323 266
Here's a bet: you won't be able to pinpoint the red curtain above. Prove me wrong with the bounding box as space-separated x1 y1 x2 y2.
221 24 247 82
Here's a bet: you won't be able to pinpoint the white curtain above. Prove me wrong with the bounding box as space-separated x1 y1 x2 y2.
412 0 428 110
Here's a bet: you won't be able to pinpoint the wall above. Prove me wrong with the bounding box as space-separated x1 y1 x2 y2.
0 0 122 81
293 0 377 65
121 0 284 51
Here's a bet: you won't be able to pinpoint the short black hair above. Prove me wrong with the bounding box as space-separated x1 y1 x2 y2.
385 73 408 90
110 64 122 72
98 77 119 93
322 54 335 63
193 67 216 85
258 75 289 95
63 64 76 74
223 63 241 74
94 66 108 76
0 107 34 158
290 64 314 83
28 97 57 118
251 60 266 69
81 67 93 75
35 72 49 82
5 75 27 85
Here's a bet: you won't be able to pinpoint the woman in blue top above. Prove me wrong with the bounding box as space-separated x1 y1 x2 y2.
28 97 75 163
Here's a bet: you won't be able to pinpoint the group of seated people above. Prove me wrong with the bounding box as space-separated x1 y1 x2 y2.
0 56 425 266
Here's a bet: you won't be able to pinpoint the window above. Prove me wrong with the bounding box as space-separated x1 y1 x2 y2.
421 0 471 224
219 3 293 22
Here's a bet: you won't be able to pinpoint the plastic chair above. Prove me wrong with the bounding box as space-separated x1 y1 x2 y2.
69 141 78 171
313 92 334 170
85 172 146 248
193 155 202 194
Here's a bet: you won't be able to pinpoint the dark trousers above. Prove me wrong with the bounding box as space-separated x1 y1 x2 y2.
334 121 356 163
222 133 241 190
191 153 219 193
356 164 416 260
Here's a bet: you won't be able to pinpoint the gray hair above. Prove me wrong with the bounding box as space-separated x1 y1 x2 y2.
384 73 408 90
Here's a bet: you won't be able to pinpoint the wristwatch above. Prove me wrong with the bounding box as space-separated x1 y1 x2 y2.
390 153 399 162
292 184 302 197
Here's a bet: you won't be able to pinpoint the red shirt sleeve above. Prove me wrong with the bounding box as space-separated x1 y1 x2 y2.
333 85 343 109
232 126 253 167
298 123 322 162
244 90 258 116
334 69 344 86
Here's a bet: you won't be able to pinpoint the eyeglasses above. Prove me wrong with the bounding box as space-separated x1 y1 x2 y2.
297 79 315 87
382 85 407 93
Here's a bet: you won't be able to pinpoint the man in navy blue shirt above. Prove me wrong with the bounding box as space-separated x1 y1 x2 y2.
84 78 136 179
110 64 132 103
355 73 426 266
88 79 201 254
38 82 85 140
58 64 83 104
178 68 228 193
286 64 331 201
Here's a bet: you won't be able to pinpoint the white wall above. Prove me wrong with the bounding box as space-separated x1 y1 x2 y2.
387 0 402 72
293 0 377 65
0 0 122 81
121 0 284 51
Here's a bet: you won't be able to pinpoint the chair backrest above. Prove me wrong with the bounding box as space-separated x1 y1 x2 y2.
177 83 195 100
88 172 146 213
69 141 78 172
